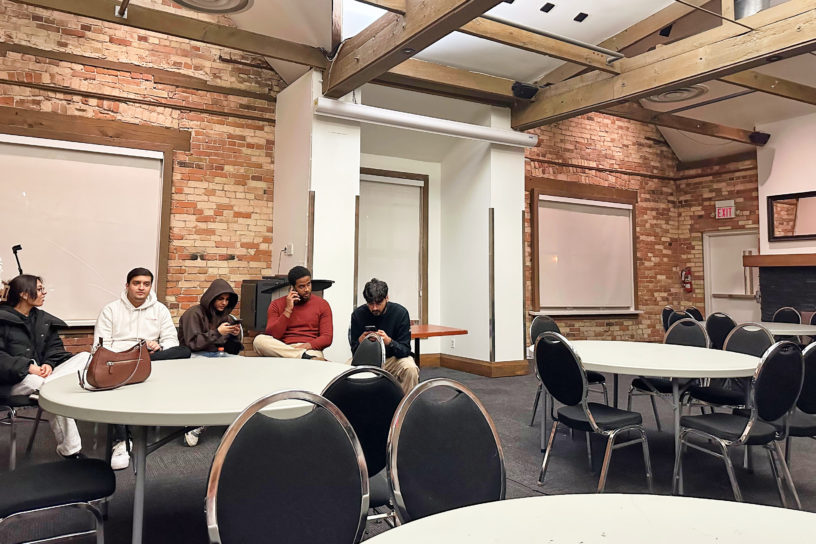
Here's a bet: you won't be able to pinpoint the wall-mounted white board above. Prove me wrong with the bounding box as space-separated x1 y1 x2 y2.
0 135 163 326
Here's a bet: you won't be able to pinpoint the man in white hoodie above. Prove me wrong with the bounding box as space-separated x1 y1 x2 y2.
94 267 190 469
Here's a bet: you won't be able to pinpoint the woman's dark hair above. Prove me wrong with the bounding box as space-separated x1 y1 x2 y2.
287 266 311 287
127 267 154 284
363 278 388 304
6 274 42 307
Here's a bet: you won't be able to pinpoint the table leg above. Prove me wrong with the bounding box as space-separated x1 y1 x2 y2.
613 374 619 408
672 379 684 495
131 426 147 544
414 338 421 367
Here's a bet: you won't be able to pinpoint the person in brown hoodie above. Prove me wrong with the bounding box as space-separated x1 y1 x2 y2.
178 278 242 447
178 278 243 356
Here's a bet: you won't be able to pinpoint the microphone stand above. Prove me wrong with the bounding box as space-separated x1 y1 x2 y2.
12 244 23 275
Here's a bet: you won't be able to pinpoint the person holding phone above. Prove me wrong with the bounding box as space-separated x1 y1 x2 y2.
178 278 243 356
253 266 333 360
349 278 418 394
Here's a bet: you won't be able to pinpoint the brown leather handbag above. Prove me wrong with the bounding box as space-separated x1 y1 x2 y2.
79 339 152 391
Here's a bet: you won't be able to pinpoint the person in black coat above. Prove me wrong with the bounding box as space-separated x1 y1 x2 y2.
0 274 88 457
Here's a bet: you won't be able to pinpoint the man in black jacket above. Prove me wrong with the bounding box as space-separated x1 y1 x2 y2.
0 274 88 457
349 278 418 393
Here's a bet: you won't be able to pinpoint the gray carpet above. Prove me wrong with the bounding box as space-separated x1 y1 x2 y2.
2 367 814 543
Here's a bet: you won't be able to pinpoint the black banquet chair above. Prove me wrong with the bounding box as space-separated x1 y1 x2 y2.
537 332 653 493
705 312 737 351
0 459 116 543
661 305 674 332
206 390 369 544
667 310 694 329
351 333 385 367
529 316 607 427
629 318 709 430
387 378 505 524
779 343 816 466
0 392 44 470
773 306 802 324
673 341 804 509
685 306 705 321
322 366 404 523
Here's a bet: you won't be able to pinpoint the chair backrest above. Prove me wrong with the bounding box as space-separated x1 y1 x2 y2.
723 323 774 358
206 391 368 544
351 333 385 367
387 378 505 524
750 342 804 425
798 343 816 415
810 312 816 326
530 315 560 344
667 310 692 328
661 306 674 331
322 367 404 476
705 312 737 350
773 306 801 324
535 331 586 408
664 318 709 348
685 306 705 321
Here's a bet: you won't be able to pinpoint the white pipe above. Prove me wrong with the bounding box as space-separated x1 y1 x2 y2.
314 97 539 148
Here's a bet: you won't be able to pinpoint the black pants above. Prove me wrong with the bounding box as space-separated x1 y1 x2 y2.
112 345 192 442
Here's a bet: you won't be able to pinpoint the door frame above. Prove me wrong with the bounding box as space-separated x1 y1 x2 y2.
702 228 759 316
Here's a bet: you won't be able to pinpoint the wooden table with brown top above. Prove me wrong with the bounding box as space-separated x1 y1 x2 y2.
410 324 468 367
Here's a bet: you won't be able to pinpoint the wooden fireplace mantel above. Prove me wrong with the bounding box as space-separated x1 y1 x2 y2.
743 254 816 267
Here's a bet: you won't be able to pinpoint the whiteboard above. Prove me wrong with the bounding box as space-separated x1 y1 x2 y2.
0 136 163 326
538 196 634 310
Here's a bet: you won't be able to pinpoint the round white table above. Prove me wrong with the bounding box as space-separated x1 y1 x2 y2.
39 356 350 544
365 494 816 543
757 322 816 336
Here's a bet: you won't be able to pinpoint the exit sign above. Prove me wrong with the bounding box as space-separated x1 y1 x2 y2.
716 199 735 219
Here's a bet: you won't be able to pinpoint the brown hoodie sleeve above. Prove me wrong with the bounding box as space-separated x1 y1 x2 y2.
179 305 226 352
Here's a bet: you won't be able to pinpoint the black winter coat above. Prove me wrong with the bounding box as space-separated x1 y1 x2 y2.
0 305 72 385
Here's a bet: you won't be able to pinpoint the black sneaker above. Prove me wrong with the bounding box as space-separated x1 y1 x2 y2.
301 352 314 360
61 451 88 460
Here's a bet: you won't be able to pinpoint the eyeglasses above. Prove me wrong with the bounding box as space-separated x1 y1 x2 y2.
36 286 46 294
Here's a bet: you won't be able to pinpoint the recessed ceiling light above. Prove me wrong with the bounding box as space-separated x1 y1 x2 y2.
541 3 555 12
172 0 253 14
574 12 588 22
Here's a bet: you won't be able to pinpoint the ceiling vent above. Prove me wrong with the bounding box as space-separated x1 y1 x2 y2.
172 0 253 14
644 84 709 104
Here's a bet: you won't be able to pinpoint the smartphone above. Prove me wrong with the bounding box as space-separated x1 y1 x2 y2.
228 315 242 325
364 325 377 332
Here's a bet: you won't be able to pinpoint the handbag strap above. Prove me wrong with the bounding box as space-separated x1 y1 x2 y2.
78 340 148 391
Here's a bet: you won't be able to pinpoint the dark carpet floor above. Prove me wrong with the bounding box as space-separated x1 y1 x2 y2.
2 366 814 543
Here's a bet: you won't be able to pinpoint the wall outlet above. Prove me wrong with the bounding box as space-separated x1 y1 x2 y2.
284 243 294 256
449 339 455 349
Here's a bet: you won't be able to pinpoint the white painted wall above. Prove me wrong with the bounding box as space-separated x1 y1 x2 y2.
757 113 816 254
361 153 442 352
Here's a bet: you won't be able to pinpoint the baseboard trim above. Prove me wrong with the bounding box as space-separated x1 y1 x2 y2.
419 353 441 367
431 353 529 378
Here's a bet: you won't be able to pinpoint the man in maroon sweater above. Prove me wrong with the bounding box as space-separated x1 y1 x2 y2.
253 266 333 360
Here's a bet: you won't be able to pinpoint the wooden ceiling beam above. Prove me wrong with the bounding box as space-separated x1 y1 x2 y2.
323 0 504 98
512 5 816 130
11 0 328 68
603 102 770 146
358 0 618 74
720 70 816 106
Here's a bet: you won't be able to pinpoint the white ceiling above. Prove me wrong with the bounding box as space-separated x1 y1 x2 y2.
220 0 815 163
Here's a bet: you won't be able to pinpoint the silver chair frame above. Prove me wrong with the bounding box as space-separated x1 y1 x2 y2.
0 500 107 544
628 319 709 430
387 378 506 525
352 332 386 367
773 306 802 324
205 390 370 544
537 333 653 493
784 343 816 466
672 342 804 509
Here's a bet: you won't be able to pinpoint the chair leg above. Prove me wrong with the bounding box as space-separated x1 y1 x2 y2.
721 442 743 502
538 421 559 485
767 445 789 509
743 445 753 473
529 383 542 427
585 432 593 471
8 407 17 471
649 396 662 432
785 435 792 466
627 387 634 411
640 428 654 493
601 382 609 406
672 432 686 495
597 432 616 493
25 407 43 455
773 441 802 510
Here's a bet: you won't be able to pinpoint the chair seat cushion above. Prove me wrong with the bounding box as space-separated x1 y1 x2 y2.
369 468 390 509
586 371 605 385
687 385 746 407
0 459 115 517
680 413 777 445
631 377 673 394
0 394 38 407
557 402 642 432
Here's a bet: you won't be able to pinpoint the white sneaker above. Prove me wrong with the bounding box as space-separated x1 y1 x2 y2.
184 426 204 447
111 440 130 471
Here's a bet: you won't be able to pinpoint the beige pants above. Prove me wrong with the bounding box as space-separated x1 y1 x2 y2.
384 356 419 395
253 335 324 360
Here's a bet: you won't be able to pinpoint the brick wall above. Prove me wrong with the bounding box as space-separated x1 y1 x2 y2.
0 0 283 353
524 113 759 343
